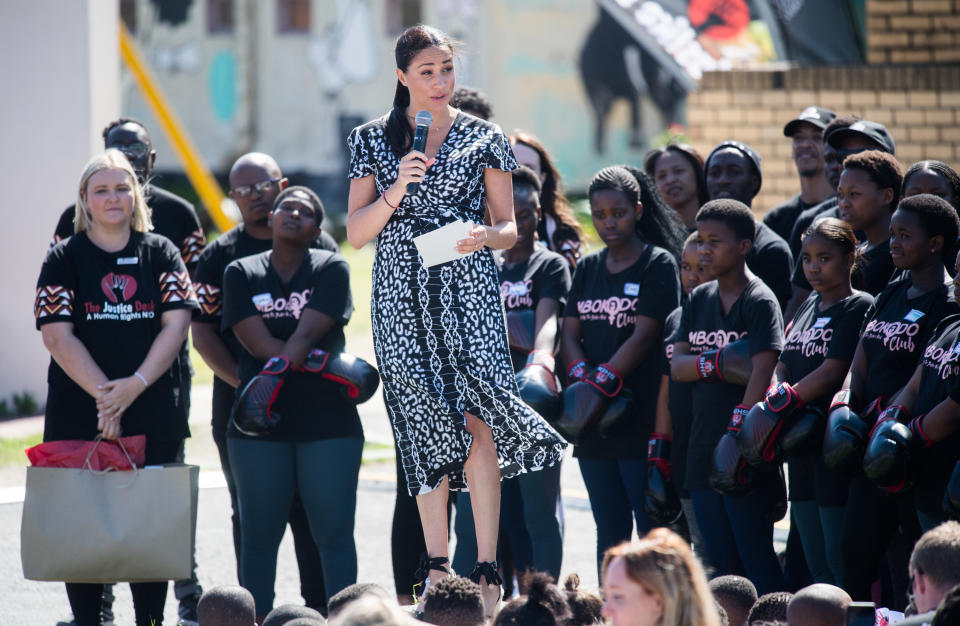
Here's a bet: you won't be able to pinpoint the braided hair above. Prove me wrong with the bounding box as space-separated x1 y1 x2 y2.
588 165 688 261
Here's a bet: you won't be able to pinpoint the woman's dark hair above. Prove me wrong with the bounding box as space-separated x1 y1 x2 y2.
902 160 960 211
493 573 567 626
643 143 709 207
588 165 688 261
895 193 960 263
512 165 543 195
842 149 903 213
274 185 325 225
509 131 583 238
384 25 457 157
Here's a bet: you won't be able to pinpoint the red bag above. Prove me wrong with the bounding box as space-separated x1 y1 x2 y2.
25 435 146 471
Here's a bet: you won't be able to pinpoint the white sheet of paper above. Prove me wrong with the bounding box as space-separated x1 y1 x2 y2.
413 220 474 268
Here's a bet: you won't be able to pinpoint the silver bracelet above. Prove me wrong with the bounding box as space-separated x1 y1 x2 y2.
133 371 149 387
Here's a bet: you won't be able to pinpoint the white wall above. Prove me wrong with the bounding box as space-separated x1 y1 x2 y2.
0 0 119 407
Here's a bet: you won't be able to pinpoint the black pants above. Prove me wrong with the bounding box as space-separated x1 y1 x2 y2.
212 379 326 610
65 439 180 626
841 476 922 609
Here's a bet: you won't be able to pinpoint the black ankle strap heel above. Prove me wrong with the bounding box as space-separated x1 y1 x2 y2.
414 552 452 599
468 560 502 587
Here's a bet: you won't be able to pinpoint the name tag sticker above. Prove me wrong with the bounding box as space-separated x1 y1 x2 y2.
904 309 925 323
813 317 831 329
953 342 960 355
252 293 272 308
116 257 138 265
624 282 640 296
508 283 528 296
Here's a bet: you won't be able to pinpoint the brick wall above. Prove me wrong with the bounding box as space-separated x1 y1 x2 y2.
867 0 960 64
685 64 960 215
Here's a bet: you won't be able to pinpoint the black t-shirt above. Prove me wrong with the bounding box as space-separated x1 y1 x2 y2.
763 194 814 245
497 246 571 371
35 231 198 443
662 306 693 497
780 290 873 502
912 314 960 518
52 186 206 271
860 278 960 405
193 225 340 430
780 291 874 411
221 249 361 442
747 222 793 308
563 245 680 458
788 196 838 260
676 277 785 490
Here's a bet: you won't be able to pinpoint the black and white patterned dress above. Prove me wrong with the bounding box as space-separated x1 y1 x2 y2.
348 111 567 495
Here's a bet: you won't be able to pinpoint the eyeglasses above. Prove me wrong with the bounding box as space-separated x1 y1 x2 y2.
108 141 150 159
231 178 281 198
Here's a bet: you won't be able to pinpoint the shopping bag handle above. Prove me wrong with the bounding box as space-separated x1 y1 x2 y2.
82 436 138 474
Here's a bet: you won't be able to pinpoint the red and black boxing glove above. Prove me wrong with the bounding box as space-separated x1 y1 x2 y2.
566 359 592 386
738 382 804 466
516 350 561 421
645 434 682 524
863 405 916 492
696 340 753 385
233 355 292 436
301 349 380 403
823 389 871 475
710 405 755 495
584 363 623 398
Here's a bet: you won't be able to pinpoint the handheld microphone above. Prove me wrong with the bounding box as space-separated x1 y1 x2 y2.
407 110 433 194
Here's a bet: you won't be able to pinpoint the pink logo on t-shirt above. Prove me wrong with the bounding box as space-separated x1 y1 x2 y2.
577 296 638 328
784 326 832 359
922 341 960 381
862 318 920 353
253 288 313 320
501 280 534 309
687 329 745 353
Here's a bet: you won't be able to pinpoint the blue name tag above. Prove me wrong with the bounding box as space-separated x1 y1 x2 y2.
252 293 272 308
813 317 831 329
116 257 138 265
624 283 640 296
904 309 925 323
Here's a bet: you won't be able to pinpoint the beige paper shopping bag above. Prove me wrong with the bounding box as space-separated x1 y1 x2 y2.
21 463 198 583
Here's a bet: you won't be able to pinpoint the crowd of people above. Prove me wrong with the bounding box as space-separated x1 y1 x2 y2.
32 22 960 626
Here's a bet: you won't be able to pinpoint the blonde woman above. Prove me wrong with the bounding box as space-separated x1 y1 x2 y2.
35 149 197 625
602 528 721 626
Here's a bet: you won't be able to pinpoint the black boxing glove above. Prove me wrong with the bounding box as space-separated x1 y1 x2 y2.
301 349 380 403
710 405 755 495
584 363 623 398
738 382 804 466
645 434 682 525
770 465 788 523
823 390 871 475
863 406 915 492
556 381 609 445
696 339 753 385
566 359 592 386
780 406 826 458
596 388 637 439
516 350 560 421
944 460 960 520
233 355 291 436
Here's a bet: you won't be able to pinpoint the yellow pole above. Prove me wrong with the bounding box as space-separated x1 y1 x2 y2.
118 24 235 232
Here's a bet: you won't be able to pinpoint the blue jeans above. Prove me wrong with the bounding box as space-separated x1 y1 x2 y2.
578 457 651 578
229 436 362 615
690 489 785 595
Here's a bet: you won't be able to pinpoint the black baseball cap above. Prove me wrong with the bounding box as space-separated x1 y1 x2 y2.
826 120 896 155
783 106 836 137
706 140 763 192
